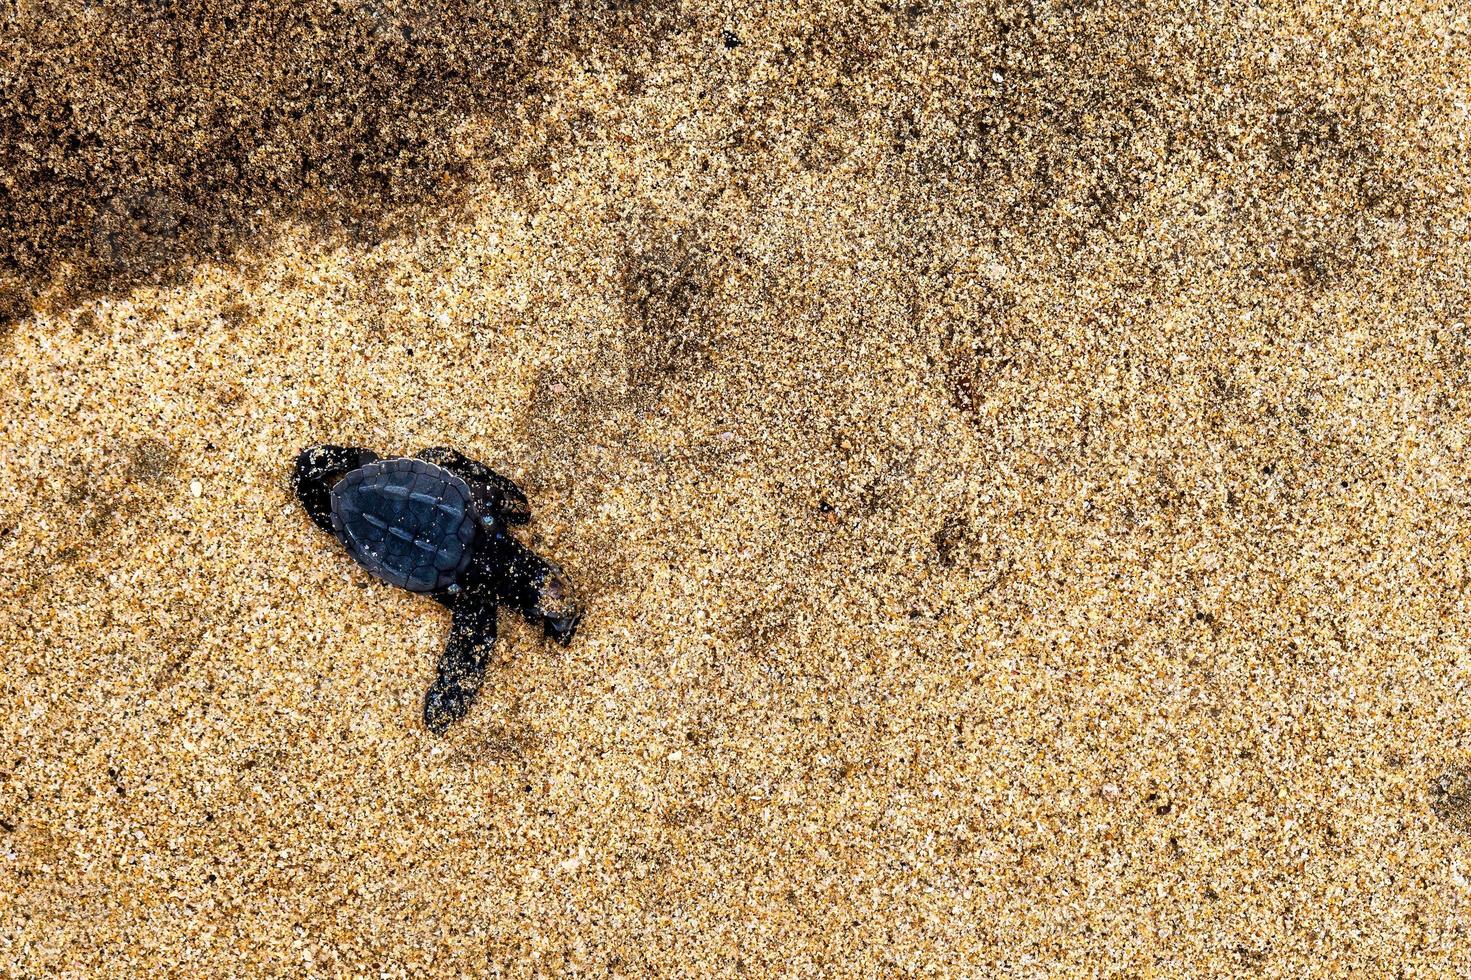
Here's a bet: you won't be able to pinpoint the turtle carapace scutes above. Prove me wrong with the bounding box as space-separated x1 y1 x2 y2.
292 444 581 733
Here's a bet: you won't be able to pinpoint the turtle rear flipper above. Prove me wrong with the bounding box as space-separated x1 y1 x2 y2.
424 596 497 734
292 445 380 533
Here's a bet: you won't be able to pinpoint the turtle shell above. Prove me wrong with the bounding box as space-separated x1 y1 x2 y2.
329 458 478 593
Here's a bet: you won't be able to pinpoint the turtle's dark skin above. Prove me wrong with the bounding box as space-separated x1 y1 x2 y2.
291 444 581 734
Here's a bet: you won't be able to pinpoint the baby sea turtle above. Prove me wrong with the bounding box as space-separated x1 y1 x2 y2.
292 444 581 733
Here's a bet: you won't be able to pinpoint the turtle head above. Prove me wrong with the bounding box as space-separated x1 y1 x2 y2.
534 562 582 646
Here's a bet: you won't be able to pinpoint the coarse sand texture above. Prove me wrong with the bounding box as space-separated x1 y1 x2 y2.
4 2 1471 976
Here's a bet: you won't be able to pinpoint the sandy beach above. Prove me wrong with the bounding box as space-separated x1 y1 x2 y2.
4 1 1471 975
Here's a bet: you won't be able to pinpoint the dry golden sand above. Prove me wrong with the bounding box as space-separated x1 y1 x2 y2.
5 1 1471 976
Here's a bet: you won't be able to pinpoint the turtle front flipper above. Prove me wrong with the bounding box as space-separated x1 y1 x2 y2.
292 445 380 533
424 595 498 734
478 533 583 646
415 446 531 525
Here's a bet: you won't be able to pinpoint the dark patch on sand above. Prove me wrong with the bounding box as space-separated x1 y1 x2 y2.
126 437 178 483
734 599 797 659
0 0 672 324
932 515 967 568
618 223 723 396
939 285 1101 471
902 3 1170 245
1244 89 1409 288
454 724 540 766
0 287 27 339
896 4 1439 301
151 633 201 690
59 473 120 542
1432 769 1471 833
941 288 1016 420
